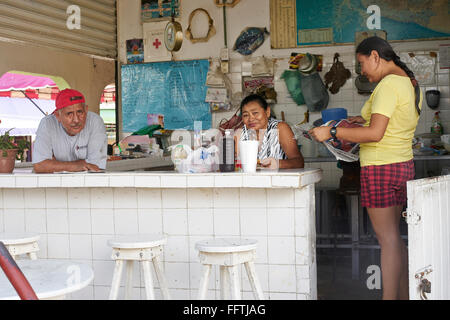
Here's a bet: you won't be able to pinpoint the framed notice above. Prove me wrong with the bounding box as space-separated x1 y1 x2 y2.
141 0 180 22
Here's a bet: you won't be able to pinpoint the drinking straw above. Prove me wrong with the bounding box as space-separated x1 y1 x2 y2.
243 124 249 140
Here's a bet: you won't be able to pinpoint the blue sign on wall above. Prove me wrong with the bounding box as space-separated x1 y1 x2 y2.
121 60 211 132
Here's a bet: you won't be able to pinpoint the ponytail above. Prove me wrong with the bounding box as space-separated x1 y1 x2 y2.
356 37 421 115
393 55 421 115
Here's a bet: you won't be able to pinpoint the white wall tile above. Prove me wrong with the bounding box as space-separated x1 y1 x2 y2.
165 262 190 289
45 188 68 209
215 175 242 188
242 176 272 188
68 209 92 234
68 188 91 209
295 208 309 237
239 189 267 208
267 208 295 236
213 188 239 208
109 174 135 187
24 189 46 208
162 209 188 235
187 189 213 208
295 236 310 265
92 235 114 261
269 292 297 300
271 175 299 188
61 175 85 187
15 176 38 188
113 188 137 209
90 188 114 209
137 189 162 208
47 209 69 233
3 189 24 208
161 175 187 188
213 208 240 236
91 209 115 235
0 176 15 188
47 234 70 259
267 236 296 265
165 235 189 262
267 189 294 208
187 175 214 188
134 175 161 188
38 176 61 187
69 234 92 260
294 188 309 208
25 209 47 233
85 175 109 187
187 208 214 236
114 209 138 234
240 208 267 236
137 209 163 234
268 265 296 293
3 209 25 232
241 263 269 293
162 189 187 209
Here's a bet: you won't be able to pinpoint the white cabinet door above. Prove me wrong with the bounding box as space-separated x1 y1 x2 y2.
406 175 450 300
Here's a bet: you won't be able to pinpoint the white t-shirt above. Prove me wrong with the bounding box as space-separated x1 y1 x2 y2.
32 111 108 169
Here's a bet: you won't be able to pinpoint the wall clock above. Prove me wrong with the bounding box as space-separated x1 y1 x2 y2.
164 20 183 52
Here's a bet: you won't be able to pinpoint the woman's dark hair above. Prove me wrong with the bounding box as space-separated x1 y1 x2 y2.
240 94 268 112
356 36 421 115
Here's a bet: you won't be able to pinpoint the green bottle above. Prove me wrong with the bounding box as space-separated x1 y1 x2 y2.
431 111 443 135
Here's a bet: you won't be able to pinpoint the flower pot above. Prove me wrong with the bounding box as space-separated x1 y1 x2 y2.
0 149 18 173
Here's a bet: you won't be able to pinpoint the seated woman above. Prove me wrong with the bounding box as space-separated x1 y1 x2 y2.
234 94 304 169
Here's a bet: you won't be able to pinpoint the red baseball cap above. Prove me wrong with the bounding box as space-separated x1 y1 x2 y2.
54 88 85 113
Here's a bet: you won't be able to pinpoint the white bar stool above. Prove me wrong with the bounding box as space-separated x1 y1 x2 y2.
0 233 40 260
195 238 264 300
107 234 171 300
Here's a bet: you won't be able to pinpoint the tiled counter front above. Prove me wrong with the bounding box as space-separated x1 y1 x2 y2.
0 169 321 300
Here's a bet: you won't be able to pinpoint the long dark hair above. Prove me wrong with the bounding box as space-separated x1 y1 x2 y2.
356 36 421 115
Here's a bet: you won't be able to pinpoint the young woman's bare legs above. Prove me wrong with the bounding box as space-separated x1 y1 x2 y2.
367 205 409 300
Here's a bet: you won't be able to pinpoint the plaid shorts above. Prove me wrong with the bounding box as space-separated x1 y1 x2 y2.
360 160 415 208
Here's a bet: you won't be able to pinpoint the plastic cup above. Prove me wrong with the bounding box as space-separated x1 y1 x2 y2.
239 140 259 173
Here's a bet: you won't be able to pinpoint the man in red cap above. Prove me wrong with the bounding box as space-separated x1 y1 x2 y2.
32 88 107 173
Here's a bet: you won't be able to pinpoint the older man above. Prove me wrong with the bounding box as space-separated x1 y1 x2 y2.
32 88 107 173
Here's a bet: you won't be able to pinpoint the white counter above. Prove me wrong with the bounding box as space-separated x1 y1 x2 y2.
0 169 322 300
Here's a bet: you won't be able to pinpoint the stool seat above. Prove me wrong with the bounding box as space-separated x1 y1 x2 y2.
107 234 167 249
0 233 40 245
195 238 258 253
107 234 170 300
0 233 40 260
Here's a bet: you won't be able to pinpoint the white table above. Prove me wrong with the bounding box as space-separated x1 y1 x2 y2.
0 259 94 300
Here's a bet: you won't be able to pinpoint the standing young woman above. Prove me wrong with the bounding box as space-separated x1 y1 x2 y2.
309 37 422 300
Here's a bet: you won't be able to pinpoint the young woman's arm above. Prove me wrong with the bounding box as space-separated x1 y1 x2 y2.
308 113 389 143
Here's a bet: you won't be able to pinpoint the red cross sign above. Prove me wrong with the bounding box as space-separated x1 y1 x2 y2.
153 38 162 49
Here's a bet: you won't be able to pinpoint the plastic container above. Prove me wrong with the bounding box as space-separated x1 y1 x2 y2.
431 111 443 135
321 108 347 124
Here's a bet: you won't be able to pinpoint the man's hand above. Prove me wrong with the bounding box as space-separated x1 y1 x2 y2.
34 159 101 173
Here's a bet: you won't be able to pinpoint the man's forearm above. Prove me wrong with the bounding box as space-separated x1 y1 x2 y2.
33 159 88 173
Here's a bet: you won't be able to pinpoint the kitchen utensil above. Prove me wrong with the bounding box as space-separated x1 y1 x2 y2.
426 90 440 109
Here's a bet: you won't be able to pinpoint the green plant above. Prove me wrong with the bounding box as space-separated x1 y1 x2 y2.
0 128 30 160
